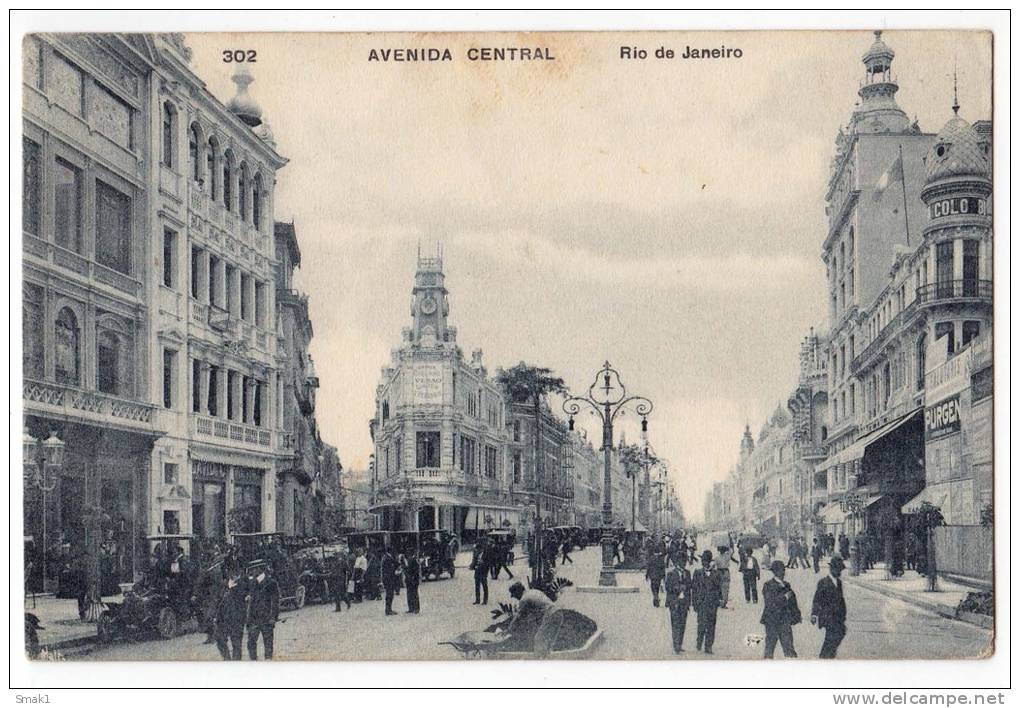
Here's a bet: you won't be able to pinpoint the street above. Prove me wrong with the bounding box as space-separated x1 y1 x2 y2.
72 547 992 661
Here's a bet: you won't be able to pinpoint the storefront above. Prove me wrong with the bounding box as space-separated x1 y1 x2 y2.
190 460 268 539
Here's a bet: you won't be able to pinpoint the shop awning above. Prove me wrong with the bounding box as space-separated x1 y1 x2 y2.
902 485 951 515
819 501 847 525
818 408 923 470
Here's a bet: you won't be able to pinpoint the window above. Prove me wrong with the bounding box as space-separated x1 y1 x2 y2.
915 334 927 390
163 349 176 409
97 331 121 394
225 264 237 315
223 154 233 210
962 240 979 296
239 162 248 218
23 285 44 379
459 436 477 475
848 268 855 299
255 281 267 327
209 255 221 307
416 431 440 469
935 322 955 356
512 420 521 442
840 283 845 311
23 138 41 235
161 102 176 168
241 273 251 321
208 365 219 416
882 362 891 408
849 383 855 417
207 136 218 194
54 158 83 253
163 228 176 288
227 370 238 420
54 308 80 385
190 246 201 298
95 180 131 274
936 241 954 296
192 359 202 413
188 124 200 182
252 174 263 228
513 453 522 484
164 463 179 485
962 321 981 347
162 510 181 535
253 380 263 427
485 445 497 478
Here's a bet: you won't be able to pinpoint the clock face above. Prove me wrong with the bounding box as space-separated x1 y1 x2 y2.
420 296 437 315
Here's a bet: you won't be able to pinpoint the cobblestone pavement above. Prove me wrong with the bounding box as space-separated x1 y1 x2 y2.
73 547 992 661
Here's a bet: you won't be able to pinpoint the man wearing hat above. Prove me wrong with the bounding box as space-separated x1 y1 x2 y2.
215 570 247 660
760 560 801 658
691 549 723 654
469 539 490 605
811 555 848 658
663 555 693 653
245 561 280 660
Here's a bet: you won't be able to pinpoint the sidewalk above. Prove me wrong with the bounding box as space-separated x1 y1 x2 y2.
23 592 110 653
842 567 993 629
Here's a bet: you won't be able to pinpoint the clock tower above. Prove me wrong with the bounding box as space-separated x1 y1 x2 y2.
410 247 450 346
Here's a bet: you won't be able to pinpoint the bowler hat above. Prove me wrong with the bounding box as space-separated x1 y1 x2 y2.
700 549 713 562
829 555 846 570
770 560 786 575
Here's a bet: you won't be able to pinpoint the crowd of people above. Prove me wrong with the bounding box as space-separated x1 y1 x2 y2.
640 530 849 659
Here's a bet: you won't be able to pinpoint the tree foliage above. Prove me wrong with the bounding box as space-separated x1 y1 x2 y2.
494 362 566 406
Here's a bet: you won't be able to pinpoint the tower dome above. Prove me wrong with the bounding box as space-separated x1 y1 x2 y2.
924 114 990 185
226 64 263 127
852 30 910 134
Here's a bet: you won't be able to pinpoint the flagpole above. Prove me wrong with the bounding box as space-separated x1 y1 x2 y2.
899 144 911 246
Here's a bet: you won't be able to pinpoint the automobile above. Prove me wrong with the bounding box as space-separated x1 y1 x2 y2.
341 530 392 555
291 541 349 604
97 535 199 642
390 530 458 580
232 531 306 610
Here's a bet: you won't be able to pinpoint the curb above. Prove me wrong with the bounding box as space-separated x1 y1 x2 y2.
843 576 992 630
39 633 96 654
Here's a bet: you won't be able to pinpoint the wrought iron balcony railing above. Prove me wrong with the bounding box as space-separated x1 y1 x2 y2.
916 279 992 305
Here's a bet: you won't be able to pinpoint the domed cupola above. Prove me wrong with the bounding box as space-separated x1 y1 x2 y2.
923 113 990 185
226 64 263 128
852 31 910 134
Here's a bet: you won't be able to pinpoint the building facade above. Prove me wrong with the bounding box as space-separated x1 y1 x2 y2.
22 34 339 590
370 253 517 538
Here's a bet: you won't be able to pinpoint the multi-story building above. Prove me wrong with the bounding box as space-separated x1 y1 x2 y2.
21 34 339 591
370 252 517 538
819 31 934 512
744 407 795 537
787 328 831 531
507 398 572 526
564 430 602 528
273 220 342 537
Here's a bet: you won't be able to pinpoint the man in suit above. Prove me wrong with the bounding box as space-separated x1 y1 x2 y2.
738 546 761 603
331 550 351 613
245 562 280 660
214 570 247 661
664 559 693 653
470 539 490 605
646 544 667 607
380 546 400 616
691 550 722 654
811 555 848 659
811 537 823 574
760 560 800 659
402 548 421 614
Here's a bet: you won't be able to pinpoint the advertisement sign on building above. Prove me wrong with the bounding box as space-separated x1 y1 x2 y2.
925 394 962 440
412 362 444 404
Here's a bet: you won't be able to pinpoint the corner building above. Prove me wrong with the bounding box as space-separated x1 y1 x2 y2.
370 253 516 539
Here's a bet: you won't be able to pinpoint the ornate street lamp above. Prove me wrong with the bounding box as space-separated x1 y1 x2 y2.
563 361 652 586
24 431 63 595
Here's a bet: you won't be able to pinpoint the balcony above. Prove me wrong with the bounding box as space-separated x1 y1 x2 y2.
24 235 143 299
916 280 992 307
192 414 273 449
23 378 162 436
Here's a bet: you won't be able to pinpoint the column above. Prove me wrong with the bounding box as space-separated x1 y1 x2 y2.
218 366 228 419
953 238 964 280
200 362 211 414
200 250 211 304
246 275 256 322
245 376 256 425
231 268 242 319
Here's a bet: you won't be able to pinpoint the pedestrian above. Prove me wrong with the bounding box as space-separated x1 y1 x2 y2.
493 540 514 580
811 555 848 659
560 538 574 565
365 549 381 600
352 548 367 602
611 535 622 566
331 550 352 612
760 560 801 659
738 546 760 604
381 546 400 616
691 550 722 654
245 563 280 661
786 538 800 569
215 571 246 661
470 540 490 605
645 545 666 607
195 554 224 644
664 559 693 653
402 548 421 614
838 532 850 560
811 537 823 574
715 544 735 609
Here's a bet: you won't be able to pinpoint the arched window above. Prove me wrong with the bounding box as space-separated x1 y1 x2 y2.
207 136 218 195
97 330 120 394
915 333 927 391
238 161 249 219
223 151 234 211
252 173 263 229
161 102 176 168
54 307 80 386
188 123 200 183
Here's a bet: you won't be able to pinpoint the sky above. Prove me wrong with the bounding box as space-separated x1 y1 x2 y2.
186 31 991 522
